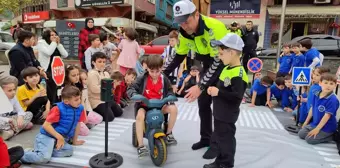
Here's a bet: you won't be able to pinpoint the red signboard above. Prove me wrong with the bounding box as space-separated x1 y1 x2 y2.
51 56 65 86
22 11 49 23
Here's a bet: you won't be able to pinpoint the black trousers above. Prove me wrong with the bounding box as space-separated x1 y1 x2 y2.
253 93 267 106
242 50 257 73
214 119 236 167
8 146 24 165
276 71 289 78
198 89 213 143
93 102 123 122
46 72 58 105
26 96 48 124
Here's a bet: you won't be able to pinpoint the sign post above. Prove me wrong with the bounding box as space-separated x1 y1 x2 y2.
51 56 65 86
285 67 312 133
247 57 263 86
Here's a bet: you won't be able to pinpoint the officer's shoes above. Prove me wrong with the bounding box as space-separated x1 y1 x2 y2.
203 162 231 168
203 147 217 159
166 133 177 145
137 146 149 159
192 141 210 150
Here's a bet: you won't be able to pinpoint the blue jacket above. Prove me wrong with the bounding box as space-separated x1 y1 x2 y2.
282 87 297 109
40 102 84 139
278 54 293 74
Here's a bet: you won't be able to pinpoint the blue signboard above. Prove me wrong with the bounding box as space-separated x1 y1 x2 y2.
247 58 263 73
292 67 312 86
210 0 261 19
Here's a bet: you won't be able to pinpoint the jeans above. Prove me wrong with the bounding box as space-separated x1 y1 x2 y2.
21 133 73 164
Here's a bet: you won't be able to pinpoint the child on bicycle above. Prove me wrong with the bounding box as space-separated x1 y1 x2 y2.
127 54 178 158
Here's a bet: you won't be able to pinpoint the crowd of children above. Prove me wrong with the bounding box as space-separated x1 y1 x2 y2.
249 40 340 146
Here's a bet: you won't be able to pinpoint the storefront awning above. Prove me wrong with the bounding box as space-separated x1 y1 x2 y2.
268 5 340 18
135 21 158 33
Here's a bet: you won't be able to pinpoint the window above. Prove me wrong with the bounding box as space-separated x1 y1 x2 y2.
166 2 173 20
313 39 338 47
152 36 169 45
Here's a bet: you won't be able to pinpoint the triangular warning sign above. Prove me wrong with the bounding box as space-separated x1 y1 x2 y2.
294 71 308 83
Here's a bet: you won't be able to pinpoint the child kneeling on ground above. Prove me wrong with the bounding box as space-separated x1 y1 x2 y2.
20 86 86 164
127 54 178 158
0 75 33 140
298 73 339 145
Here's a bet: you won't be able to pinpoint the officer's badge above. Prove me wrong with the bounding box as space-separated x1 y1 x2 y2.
224 77 231 87
201 38 208 47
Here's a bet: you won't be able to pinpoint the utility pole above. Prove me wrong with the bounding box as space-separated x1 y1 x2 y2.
131 0 135 29
275 0 287 69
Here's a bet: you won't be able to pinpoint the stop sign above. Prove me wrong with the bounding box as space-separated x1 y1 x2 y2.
51 56 65 86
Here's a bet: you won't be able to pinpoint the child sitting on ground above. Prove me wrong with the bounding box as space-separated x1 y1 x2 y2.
249 76 273 107
20 86 86 163
298 73 339 145
0 75 33 140
281 75 297 113
177 66 200 97
267 77 285 108
111 71 124 108
85 34 102 71
64 65 103 136
277 44 293 77
115 69 137 108
292 86 309 124
0 137 24 168
88 52 123 122
16 67 50 124
127 54 178 158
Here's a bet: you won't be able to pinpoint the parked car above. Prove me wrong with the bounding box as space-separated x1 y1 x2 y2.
140 35 169 56
257 35 340 57
0 32 15 51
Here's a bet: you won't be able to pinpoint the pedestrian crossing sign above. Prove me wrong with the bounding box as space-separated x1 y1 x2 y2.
292 67 312 86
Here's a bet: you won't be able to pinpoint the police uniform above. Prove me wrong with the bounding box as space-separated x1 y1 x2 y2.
205 33 248 168
164 0 229 155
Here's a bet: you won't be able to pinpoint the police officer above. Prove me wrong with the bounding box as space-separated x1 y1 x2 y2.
204 34 249 168
163 0 229 159
228 21 242 37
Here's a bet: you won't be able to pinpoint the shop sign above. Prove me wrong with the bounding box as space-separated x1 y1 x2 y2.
22 11 50 23
56 20 83 57
75 0 124 8
210 0 261 19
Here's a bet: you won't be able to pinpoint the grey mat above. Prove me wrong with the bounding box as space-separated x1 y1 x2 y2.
33 99 339 168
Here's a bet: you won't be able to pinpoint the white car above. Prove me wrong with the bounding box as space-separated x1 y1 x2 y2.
0 32 15 51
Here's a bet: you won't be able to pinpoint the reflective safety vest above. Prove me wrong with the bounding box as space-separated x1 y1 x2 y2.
227 29 243 37
176 15 228 57
219 66 249 85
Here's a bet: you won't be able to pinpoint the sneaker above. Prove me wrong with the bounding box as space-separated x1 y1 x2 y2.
166 133 177 145
241 98 246 104
137 146 149 158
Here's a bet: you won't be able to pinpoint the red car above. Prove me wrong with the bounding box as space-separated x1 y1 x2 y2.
140 35 169 56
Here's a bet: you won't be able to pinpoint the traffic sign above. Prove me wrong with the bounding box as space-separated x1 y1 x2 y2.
336 66 340 84
292 67 312 86
247 58 263 73
51 56 65 86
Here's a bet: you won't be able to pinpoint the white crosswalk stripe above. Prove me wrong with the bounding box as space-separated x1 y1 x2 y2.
312 143 340 168
49 118 134 167
175 102 284 130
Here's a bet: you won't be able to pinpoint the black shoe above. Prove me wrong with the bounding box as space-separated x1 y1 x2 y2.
203 162 231 168
203 147 217 159
137 146 149 159
192 141 210 150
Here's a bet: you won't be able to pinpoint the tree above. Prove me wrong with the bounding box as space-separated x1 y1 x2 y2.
0 0 33 15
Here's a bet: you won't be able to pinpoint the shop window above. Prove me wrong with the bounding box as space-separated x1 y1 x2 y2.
166 2 173 20
308 23 326 35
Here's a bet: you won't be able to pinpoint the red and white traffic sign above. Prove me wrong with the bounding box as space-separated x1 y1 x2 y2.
51 56 65 86
336 66 340 84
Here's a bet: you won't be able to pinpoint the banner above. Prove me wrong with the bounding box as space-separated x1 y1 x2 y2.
210 0 261 19
75 0 124 8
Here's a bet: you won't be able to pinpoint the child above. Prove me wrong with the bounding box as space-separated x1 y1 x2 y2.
307 66 331 112
204 33 248 168
88 52 123 122
116 69 137 108
277 44 292 77
111 71 124 108
20 86 86 163
300 39 321 68
117 27 140 75
84 34 102 71
249 76 273 107
0 75 33 140
298 73 339 144
99 32 119 73
127 54 178 158
292 86 309 123
0 137 24 168
64 66 103 136
16 67 50 124
267 77 285 108
290 42 305 70
177 66 200 97
281 75 298 113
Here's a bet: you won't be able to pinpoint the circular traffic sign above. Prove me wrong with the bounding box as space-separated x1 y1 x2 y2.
51 56 65 86
247 57 263 73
